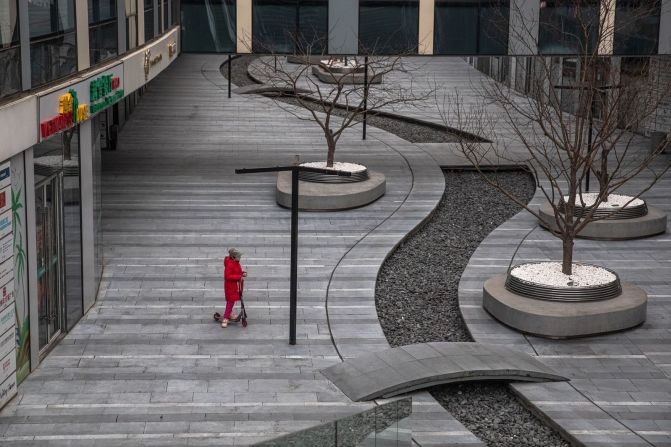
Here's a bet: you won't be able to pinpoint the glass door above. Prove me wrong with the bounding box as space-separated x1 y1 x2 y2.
36 174 64 352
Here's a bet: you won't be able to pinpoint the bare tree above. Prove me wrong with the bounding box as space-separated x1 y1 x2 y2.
248 37 432 167
439 0 671 275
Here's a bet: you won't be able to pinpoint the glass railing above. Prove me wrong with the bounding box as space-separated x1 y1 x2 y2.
252 397 412 447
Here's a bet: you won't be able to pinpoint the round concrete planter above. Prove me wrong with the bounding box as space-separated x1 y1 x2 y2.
483 274 647 338
311 65 383 85
538 202 667 240
276 170 386 211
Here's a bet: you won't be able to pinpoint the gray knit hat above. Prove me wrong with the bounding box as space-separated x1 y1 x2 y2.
228 248 242 260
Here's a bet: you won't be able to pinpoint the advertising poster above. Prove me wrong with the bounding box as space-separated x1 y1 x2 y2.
0 160 16 407
11 153 29 383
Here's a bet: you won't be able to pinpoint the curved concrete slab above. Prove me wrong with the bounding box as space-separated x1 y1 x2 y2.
321 342 567 402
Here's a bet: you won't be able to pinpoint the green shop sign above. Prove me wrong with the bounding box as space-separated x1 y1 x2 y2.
90 74 124 114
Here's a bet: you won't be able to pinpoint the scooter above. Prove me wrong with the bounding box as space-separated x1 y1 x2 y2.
214 279 248 327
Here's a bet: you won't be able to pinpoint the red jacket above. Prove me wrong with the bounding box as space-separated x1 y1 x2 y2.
224 256 244 302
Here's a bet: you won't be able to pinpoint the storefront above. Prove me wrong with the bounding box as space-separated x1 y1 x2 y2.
0 27 180 409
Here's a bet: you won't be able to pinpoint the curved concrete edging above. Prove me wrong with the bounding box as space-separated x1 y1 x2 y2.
323 132 484 447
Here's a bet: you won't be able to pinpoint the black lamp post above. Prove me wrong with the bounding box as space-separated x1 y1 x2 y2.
235 164 351 345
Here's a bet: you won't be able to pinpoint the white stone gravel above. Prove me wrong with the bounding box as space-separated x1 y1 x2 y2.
300 161 367 173
320 58 361 69
510 262 616 288
564 192 644 208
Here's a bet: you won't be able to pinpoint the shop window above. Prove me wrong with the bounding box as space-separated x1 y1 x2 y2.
29 0 77 87
252 0 327 54
434 0 509 55
162 0 168 31
359 0 418 54
89 0 119 65
181 0 236 53
538 0 599 55
0 0 21 99
171 0 180 25
32 128 83 342
145 0 154 41
613 0 660 56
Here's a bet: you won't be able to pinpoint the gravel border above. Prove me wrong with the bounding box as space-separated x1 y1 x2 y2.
222 56 465 143
375 170 570 447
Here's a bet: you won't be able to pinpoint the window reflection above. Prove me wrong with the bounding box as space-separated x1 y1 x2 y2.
538 0 599 55
359 0 419 54
29 0 77 87
614 0 660 55
181 0 236 52
252 0 328 54
434 0 509 55
0 0 21 99
145 0 155 42
89 0 118 65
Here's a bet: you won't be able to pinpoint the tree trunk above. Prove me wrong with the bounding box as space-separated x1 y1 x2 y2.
562 237 574 275
326 132 335 167
62 130 73 161
598 153 609 203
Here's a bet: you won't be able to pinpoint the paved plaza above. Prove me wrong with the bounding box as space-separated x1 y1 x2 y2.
0 54 669 446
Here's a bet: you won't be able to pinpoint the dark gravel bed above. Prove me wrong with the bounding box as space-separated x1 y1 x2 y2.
222 56 465 143
375 170 570 447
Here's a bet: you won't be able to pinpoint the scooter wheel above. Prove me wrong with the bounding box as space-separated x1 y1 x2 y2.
242 320 248 328
213 312 221 321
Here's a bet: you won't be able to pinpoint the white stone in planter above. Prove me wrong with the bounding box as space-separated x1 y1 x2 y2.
510 262 616 288
300 161 367 173
565 193 644 209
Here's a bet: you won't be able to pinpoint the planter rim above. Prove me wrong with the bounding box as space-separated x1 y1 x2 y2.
505 262 623 302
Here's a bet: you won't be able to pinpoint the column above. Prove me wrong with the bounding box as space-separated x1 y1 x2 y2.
76 0 91 70
138 0 146 45
508 0 539 55
598 0 615 55
118 0 127 52
18 0 30 90
328 0 358 54
79 120 97 312
660 0 671 54
24 149 39 371
418 0 434 55
237 0 252 53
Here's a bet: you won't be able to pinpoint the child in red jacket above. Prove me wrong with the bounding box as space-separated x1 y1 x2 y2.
222 248 247 328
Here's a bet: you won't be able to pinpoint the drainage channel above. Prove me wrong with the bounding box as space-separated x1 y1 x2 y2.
375 170 571 447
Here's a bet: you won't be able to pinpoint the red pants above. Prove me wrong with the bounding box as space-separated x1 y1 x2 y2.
224 301 236 319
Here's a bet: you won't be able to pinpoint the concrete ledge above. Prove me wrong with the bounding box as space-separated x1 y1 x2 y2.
538 202 667 240
276 170 386 211
483 274 647 338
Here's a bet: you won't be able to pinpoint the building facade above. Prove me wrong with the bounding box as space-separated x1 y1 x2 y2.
179 0 671 56
0 0 180 408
